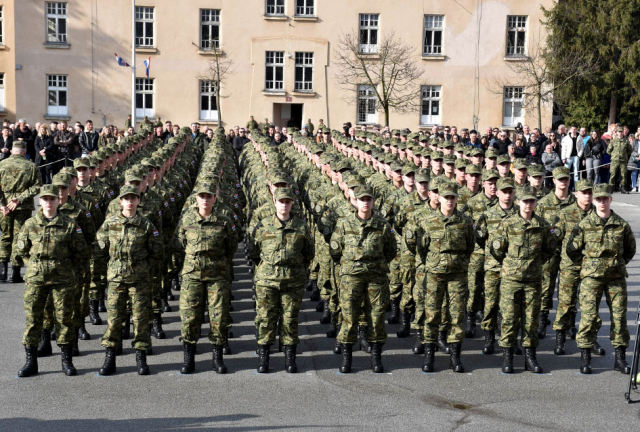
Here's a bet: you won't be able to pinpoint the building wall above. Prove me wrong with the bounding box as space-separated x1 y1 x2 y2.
0 0 554 131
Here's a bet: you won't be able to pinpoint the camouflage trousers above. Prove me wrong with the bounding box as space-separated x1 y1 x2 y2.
23 282 75 347
151 277 163 315
180 278 230 345
101 282 152 351
318 257 332 301
498 279 541 349
308 256 320 282
541 253 560 313
466 251 485 314
399 253 416 313
388 253 402 301
336 273 390 345
609 160 628 188
424 272 467 344
0 208 32 266
255 281 304 346
552 266 581 331
413 264 449 332
43 271 89 331
481 270 501 332
576 277 629 349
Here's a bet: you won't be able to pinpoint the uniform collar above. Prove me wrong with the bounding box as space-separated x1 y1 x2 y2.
117 212 141 225
36 209 64 226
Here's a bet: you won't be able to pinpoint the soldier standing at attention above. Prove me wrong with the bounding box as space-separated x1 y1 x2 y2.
607 129 633 193
305 119 315 136
566 184 636 374
174 182 237 375
490 185 556 374
0 141 41 283
246 116 259 131
94 185 163 376
249 187 314 374
330 185 396 374
16 184 87 377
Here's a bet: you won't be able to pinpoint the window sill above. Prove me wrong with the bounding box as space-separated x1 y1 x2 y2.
44 115 71 121
501 125 519 129
358 53 380 60
263 15 288 21
198 49 224 56
292 91 316 97
0 111 7 116
0 45 6 50
43 43 70 49
136 47 157 53
422 55 445 61
356 122 378 126
504 55 528 62
419 124 440 128
199 120 219 125
262 90 286 96
293 15 318 22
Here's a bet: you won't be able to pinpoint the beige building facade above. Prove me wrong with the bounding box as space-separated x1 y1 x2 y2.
0 0 553 131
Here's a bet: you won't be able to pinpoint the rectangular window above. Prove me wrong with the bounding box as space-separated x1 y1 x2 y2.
0 6 4 45
294 52 313 92
135 6 154 47
135 78 154 118
503 86 524 126
200 9 220 50
47 75 68 116
46 2 67 43
265 51 284 91
200 80 218 121
266 0 285 15
359 14 379 54
0 73 5 112
506 15 527 56
295 0 314 16
423 15 443 55
357 85 377 124
420 85 441 125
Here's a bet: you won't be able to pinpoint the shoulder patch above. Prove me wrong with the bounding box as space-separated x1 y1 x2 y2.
85 212 92 218
330 240 339 250
152 230 159 236
17 239 25 250
98 240 106 249
492 240 500 249
76 228 82 234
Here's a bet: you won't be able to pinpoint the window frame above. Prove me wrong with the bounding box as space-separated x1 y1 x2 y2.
47 74 68 116
503 86 524 127
423 15 444 56
199 79 219 122
0 73 5 112
357 84 378 125
265 0 286 16
295 0 315 17
135 6 155 47
359 14 379 54
294 52 314 92
265 51 285 92
46 2 68 44
135 77 155 119
200 9 221 50
506 15 528 57
0 6 4 45
420 85 442 126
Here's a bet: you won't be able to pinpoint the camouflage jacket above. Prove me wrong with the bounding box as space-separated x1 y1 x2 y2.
416 209 474 274
566 210 636 279
552 203 592 269
607 137 633 162
0 154 41 211
475 203 518 272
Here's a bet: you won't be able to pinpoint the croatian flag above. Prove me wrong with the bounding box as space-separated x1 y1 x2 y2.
114 53 130 67
143 57 151 78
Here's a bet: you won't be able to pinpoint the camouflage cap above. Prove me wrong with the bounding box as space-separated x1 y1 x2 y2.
415 169 431 183
482 169 500 181
454 158 468 170
443 155 456 165
513 158 529 170
439 182 459 197
422 148 432 158
354 185 375 199
441 140 455 149
12 141 26 149
95 150 107 162
431 150 444 160
470 147 485 157
497 177 515 191
390 161 403 172
466 164 483 175
516 185 538 201
397 141 407 150
485 148 499 159
400 128 410 136
118 184 141 199
429 176 443 191
592 183 612 198
413 147 423 157
553 166 571 179
332 159 351 172
454 144 466 153
51 173 70 188
497 154 511 165
73 158 90 169
528 164 544 177
269 173 290 185
86 156 98 168
39 184 59 198
141 158 155 168
61 166 77 178
401 164 416 176
273 186 296 201
124 170 144 183
194 182 218 195
575 179 594 192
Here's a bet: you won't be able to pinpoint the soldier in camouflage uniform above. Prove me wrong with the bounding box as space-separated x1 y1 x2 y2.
249 187 314 373
566 184 636 374
94 185 163 376
0 141 42 283
607 129 633 193
490 185 556 374
174 182 237 374
330 185 396 373
417 182 474 373
16 184 87 377
527 164 550 200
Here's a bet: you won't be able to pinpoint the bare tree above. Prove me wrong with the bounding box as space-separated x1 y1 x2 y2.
197 38 234 126
334 30 424 127
487 30 599 130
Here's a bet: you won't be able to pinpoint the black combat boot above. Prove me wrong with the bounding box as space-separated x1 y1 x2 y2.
0 262 7 282
465 311 476 338
89 300 102 325
412 330 424 354
333 341 342 354
135 349 149 375
60 345 77 376
151 313 166 339
592 340 606 356
223 330 232 355
524 348 543 373
449 342 464 373
257 345 270 373
326 317 339 338
339 343 352 373
614 346 631 374
99 348 117 375
72 329 80 357
121 315 131 340
388 298 400 324
554 330 566 355
78 325 90 341
166 282 175 301
569 312 577 340
396 310 411 338
580 348 592 374
371 343 384 373
18 346 38 377
37 328 52 357
482 330 495 355
50 325 57 340
284 345 298 373
162 298 172 313
502 347 514 374
537 311 548 339
305 279 313 291
212 345 227 374
171 277 180 291
320 301 331 324
98 298 107 312
309 281 320 302
422 343 436 372
358 325 372 353
437 330 450 354
180 343 195 374
9 266 23 283
315 300 324 312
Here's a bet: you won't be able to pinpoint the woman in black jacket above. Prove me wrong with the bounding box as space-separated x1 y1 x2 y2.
34 124 57 184
584 130 605 183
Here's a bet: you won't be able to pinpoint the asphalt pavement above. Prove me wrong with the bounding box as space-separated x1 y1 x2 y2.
2 193 640 431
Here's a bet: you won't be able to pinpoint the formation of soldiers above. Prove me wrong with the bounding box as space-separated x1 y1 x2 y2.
3 117 635 377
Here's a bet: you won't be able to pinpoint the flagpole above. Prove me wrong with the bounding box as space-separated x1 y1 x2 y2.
131 0 136 130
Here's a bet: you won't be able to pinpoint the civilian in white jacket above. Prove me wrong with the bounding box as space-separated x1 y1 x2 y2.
561 126 585 184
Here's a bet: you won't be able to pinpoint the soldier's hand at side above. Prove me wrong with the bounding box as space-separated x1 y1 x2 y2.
7 199 19 211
